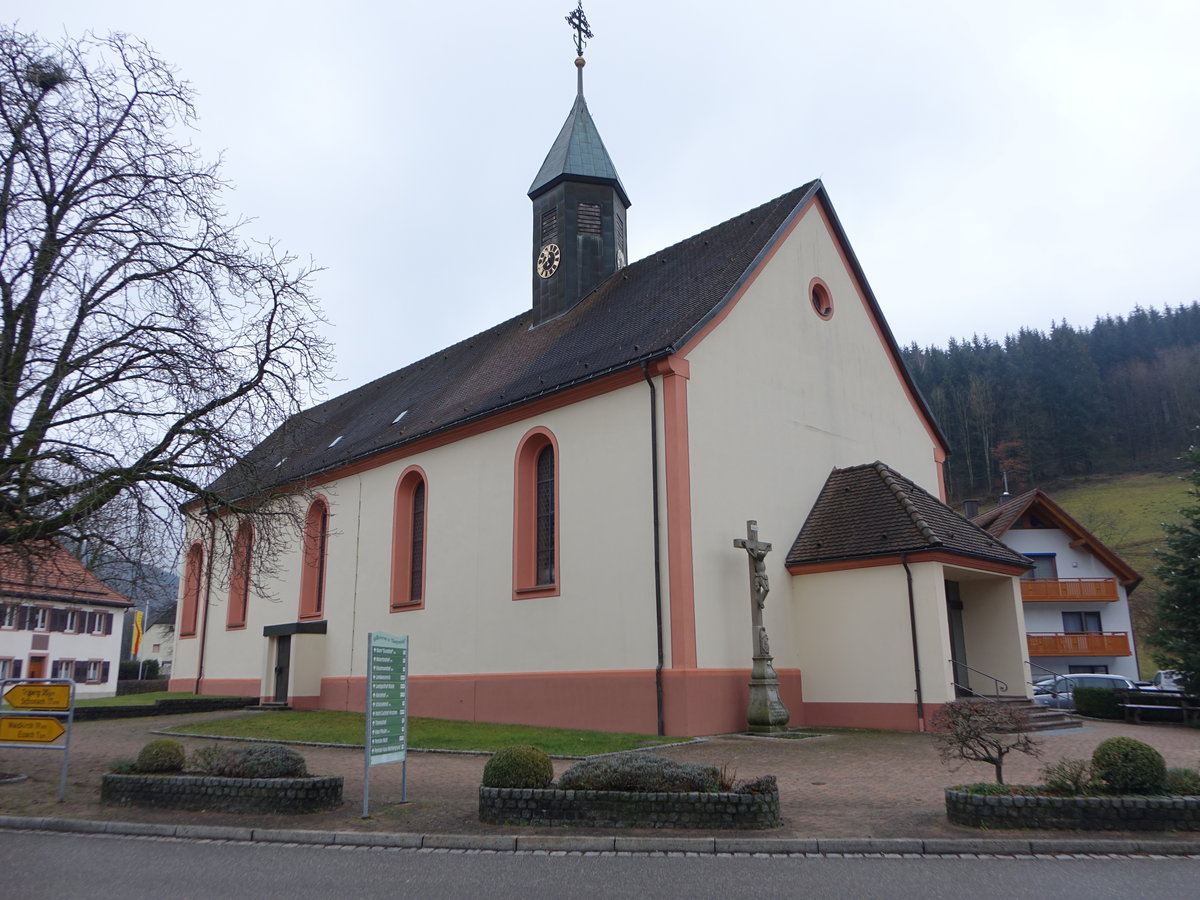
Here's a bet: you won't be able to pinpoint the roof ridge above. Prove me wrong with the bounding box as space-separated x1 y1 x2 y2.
872 461 940 546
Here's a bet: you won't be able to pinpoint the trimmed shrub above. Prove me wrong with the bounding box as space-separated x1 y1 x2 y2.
206 744 308 779
135 739 185 773
1071 687 1122 719
1165 767 1200 795
109 757 138 774
1091 737 1167 794
1040 757 1095 794
732 775 778 795
481 745 554 789
558 754 721 793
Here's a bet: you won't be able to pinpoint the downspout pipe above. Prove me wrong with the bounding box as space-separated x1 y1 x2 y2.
642 361 666 736
194 513 217 695
902 554 926 731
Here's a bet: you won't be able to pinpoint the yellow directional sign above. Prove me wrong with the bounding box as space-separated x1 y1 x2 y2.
0 716 66 744
3 682 71 711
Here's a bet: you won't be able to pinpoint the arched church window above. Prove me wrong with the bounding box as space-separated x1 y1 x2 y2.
226 521 253 629
391 467 428 611
180 541 204 637
299 497 329 619
513 427 560 598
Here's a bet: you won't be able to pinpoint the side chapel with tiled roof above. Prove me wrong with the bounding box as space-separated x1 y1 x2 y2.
172 23 1040 735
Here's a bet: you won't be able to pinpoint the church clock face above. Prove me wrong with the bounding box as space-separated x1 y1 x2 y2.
536 243 561 279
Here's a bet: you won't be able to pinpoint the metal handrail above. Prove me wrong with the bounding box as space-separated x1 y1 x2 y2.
949 659 1009 699
1025 659 1060 688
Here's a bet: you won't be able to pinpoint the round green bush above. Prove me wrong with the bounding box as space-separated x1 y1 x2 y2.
481 745 554 789
1090 736 1166 794
212 744 308 779
135 739 185 773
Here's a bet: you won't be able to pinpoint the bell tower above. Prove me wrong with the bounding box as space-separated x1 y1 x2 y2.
528 4 630 326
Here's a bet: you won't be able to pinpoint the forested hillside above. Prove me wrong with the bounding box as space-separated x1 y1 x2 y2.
901 303 1200 501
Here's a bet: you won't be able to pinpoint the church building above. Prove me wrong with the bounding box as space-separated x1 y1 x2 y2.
170 23 1036 735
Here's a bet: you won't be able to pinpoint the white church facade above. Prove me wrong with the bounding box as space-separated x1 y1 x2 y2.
170 39 1036 736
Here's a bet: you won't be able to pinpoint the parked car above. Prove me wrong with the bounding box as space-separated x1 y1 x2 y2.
1031 673 1148 709
1152 670 1184 692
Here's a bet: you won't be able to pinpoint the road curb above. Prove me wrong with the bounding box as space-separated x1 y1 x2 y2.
2 816 1199 856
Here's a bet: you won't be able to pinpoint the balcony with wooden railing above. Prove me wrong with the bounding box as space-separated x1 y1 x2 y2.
1020 577 1120 602
1026 631 1131 657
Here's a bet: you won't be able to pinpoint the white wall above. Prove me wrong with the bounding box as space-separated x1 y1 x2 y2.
683 201 944 670
184 379 663 689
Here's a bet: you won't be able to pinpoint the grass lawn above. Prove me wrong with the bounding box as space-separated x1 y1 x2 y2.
165 710 683 755
74 691 209 708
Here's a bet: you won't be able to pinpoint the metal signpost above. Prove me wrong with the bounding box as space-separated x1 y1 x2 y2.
362 632 409 818
1 678 76 801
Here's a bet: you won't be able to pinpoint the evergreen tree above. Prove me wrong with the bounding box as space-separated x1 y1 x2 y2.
1151 441 1200 696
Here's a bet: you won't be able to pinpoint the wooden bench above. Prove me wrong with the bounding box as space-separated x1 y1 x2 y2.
1117 690 1200 725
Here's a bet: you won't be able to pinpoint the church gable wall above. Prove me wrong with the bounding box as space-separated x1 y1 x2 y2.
681 201 944 672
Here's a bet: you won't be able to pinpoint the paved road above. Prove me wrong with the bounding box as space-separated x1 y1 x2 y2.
1 830 1196 900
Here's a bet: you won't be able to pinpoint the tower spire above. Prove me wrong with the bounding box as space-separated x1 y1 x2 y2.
528 3 630 325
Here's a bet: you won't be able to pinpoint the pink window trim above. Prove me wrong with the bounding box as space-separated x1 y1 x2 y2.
180 542 204 638
390 466 428 612
298 496 329 620
226 520 253 629
512 427 560 600
809 276 834 320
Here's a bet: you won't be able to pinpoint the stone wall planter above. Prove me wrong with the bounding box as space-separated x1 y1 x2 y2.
479 786 780 829
946 788 1200 831
101 773 343 815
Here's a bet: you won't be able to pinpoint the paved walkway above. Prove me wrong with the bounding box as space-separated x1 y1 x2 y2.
1 711 1198 855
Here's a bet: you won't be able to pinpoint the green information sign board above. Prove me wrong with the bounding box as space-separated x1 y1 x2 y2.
362 632 409 816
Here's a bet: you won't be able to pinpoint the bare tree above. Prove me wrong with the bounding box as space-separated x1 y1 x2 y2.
0 27 332 570
931 699 1041 785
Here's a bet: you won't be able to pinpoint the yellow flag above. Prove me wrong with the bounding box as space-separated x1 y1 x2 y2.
131 610 144 656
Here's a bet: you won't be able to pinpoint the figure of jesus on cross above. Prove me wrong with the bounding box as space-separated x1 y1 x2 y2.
734 520 772 622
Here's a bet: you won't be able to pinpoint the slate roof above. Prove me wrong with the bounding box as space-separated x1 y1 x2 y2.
970 489 1141 589
209 180 946 499
0 545 134 609
785 462 1032 571
528 91 629 206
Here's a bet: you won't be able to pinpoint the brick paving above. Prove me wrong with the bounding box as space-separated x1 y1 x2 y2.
1 711 1197 843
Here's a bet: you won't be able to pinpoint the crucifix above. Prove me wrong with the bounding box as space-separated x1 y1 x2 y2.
733 519 790 733
565 3 594 58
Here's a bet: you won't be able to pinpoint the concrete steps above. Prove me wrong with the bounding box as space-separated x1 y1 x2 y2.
985 696 1079 732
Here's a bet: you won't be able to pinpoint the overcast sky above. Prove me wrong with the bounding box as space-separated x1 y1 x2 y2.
13 1 1200 394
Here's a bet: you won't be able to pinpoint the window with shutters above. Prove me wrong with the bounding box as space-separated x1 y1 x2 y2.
53 659 74 679
1 603 17 629
0 658 14 679
299 497 330 619
227 520 253 629
64 609 78 633
541 208 558 244
578 201 601 235
390 467 428 611
513 427 560 598
86 660 104 683
30 606 48 631
180 542 204 637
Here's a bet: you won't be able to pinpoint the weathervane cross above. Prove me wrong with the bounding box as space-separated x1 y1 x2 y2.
565 2 594 57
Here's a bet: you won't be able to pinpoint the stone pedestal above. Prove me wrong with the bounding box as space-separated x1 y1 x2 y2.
747 627 790 734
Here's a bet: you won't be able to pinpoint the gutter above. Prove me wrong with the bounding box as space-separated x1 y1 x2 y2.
902 554 926 731
194 514 217 695
642 362 666 737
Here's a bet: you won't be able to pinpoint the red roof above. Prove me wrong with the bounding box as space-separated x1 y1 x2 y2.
0 545 134 608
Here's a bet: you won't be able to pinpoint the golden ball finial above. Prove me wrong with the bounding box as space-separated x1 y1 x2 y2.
575 56 586 68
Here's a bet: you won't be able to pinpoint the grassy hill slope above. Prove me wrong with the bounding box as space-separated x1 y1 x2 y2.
1032 471 1190 678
